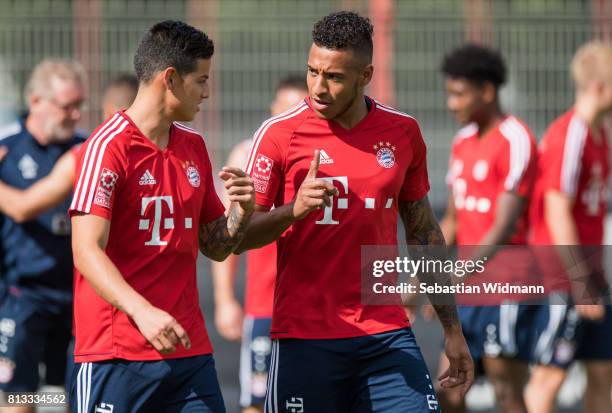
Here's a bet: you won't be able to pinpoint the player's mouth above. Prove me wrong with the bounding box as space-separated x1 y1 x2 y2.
312 98 332 112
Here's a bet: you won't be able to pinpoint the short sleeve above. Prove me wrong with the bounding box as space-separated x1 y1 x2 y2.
539 116 587 198
69 123 129 220
399 121 430 202
199 147 225 225
245 124 285 209
498 118 538 197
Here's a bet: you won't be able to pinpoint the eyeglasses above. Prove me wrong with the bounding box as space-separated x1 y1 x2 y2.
46 97 86 114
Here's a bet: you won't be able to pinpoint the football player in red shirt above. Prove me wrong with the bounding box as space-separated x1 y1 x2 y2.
237 11 473 412
69 21 254 412
211 75 307 413
525 41 612 413
438 44 538 413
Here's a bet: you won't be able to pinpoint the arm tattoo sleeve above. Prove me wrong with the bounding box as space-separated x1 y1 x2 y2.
199 205 250 261
399 197 460 330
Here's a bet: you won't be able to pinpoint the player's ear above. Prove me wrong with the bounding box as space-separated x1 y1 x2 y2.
482 82 496 105
361 64 374 87
162 67 178 90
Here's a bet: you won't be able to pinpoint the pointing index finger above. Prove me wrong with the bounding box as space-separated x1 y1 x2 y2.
306 149 320 180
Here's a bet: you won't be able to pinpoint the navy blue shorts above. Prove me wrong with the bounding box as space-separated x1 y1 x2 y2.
240 316 272 408
265 327 440 413
459 304 536 363
576 304 612 361
69 355 225 413
532 296 581 369
0 290 72 391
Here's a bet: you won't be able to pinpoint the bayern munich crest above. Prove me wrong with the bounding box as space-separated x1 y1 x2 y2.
373 141 396 168
184 162 201 188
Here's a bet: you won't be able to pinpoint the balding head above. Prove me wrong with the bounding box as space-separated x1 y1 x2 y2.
26 59 86 143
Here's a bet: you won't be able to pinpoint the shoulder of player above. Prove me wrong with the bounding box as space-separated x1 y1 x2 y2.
451 123 478 147
172 121 217 153
80 113 134 160
541 110 585 152
498 115 537 150
253 101 311 142
373 99 419 129
0 121 24 146
371 100 427 148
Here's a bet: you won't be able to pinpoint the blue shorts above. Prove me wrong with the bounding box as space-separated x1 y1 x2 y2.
69 355 225 413
532 296 581 369
576 304 612 361
0 290 72 391
240 316 272 408
459 304 536 363
265 327 440 413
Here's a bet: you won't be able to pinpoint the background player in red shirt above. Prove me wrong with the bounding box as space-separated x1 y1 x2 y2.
237 11 473 412
525 41 612 413
438 44 538 413
211 75 307 413
0 74 137 224
69 21 254 412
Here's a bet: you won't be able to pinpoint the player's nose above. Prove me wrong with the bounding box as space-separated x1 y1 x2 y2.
311 77 328 97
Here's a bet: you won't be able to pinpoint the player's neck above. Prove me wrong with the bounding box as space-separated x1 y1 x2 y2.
24 115 52 146
333 95 369 130
475 107 504 138
125 94 171 149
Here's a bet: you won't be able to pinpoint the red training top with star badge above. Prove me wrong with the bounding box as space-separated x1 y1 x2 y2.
246 97 430 339
69 111 225 362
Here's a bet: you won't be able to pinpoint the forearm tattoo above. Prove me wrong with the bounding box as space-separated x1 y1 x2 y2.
399 198 460 330
199 206 250 261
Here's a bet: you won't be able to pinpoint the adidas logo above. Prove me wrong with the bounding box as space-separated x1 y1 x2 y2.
319 149 334 165
139 169 157 185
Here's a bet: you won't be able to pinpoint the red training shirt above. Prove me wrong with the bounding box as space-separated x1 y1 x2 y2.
69 111 225 362
246 97 430 339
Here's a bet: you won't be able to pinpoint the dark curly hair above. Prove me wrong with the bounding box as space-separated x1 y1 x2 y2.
134 20 214 83
312 11 373 62
441 44 507 88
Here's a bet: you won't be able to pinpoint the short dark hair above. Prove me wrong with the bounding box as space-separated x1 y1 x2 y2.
106 73 138 93
275 75 308 93
312 11 373 62
134 20 214 83
441 44 507 88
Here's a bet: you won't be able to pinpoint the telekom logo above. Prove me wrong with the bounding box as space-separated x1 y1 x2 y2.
314 176 395 225
139 196 193 246
315 176 349 225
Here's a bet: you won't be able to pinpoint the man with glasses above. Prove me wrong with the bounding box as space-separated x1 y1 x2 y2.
0 59 86 410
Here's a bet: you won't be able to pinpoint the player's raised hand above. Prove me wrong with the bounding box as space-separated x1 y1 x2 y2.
439 330 474 396
293 149 339 220
219 166 255 215
132 303 191 354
